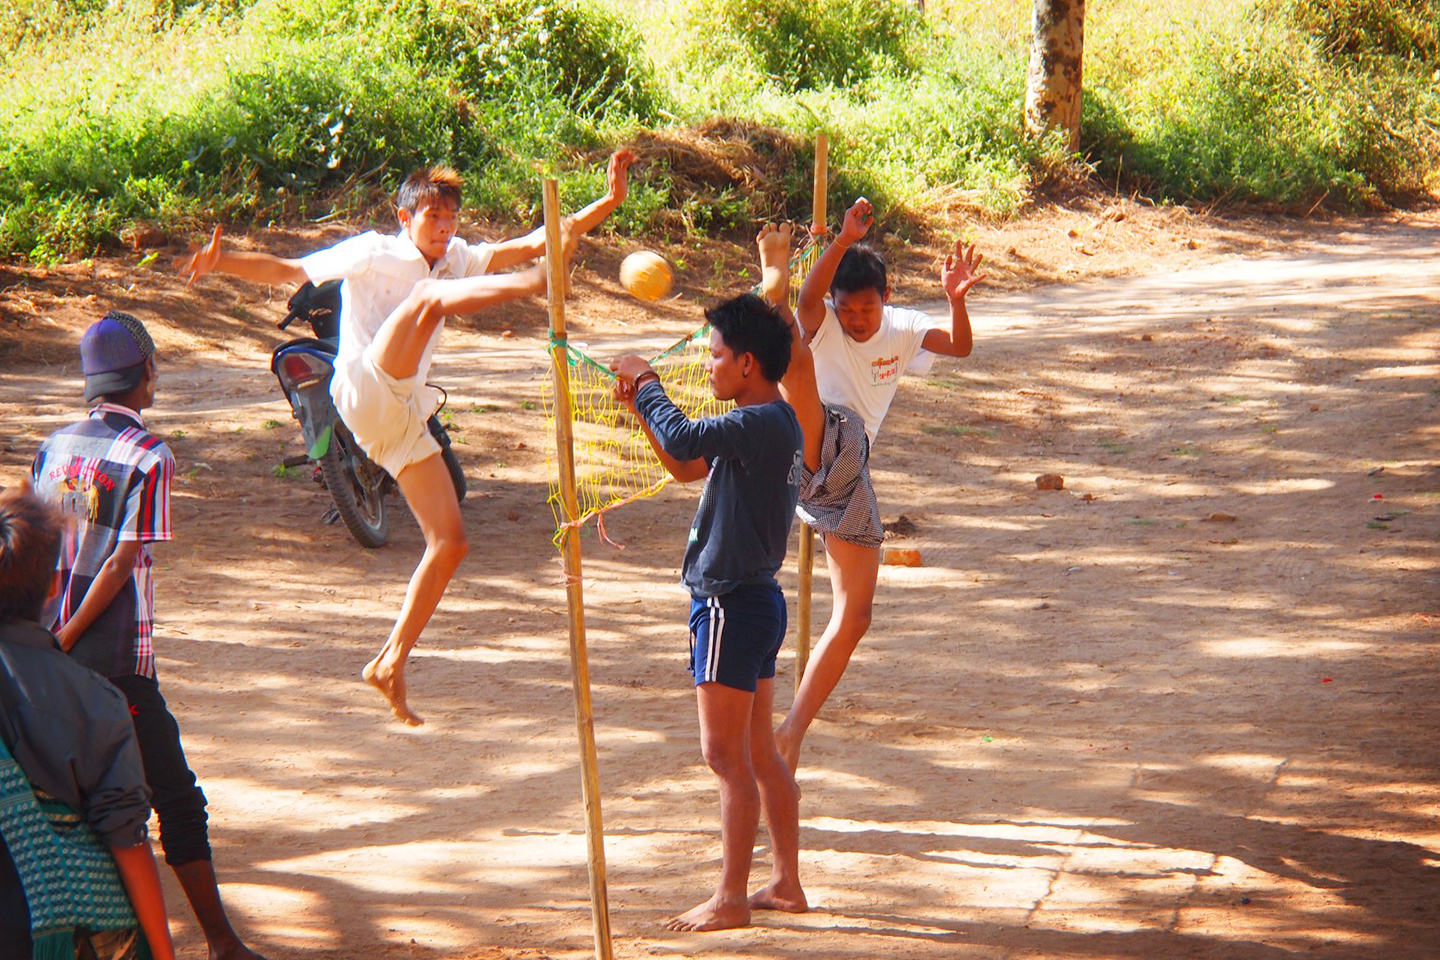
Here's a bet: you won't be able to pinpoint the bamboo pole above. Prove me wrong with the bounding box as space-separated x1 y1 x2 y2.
795 132 827 694
544 179 613 960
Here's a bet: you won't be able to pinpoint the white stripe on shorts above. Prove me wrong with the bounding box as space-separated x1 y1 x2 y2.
706 596 725 683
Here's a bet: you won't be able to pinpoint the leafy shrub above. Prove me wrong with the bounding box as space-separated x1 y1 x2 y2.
684 0 926 92
1281 0 1439 61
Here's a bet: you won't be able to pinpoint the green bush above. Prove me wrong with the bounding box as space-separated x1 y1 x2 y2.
1281 0 1439 61
1083 3 1440 206
684 0 927 92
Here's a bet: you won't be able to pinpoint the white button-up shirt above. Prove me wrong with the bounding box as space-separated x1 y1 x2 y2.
301 230 497 384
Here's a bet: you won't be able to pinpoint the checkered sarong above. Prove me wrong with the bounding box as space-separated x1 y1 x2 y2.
0 738 140 960
797 404 884 548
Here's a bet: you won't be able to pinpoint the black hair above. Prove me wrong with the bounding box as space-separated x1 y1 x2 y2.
704 293 792 382
397 166 464 215
0 488 63 623
831 243 888 297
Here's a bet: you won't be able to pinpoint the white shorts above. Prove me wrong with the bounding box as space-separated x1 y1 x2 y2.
330 351 441 478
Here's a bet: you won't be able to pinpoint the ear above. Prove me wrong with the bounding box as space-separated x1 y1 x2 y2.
396 206 412 229
882 285 892 304
741 351 755 378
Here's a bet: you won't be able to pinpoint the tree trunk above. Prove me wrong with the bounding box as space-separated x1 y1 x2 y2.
1024 0 1086 151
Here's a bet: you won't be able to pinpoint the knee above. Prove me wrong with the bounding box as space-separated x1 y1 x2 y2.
407 278 446 322
701 740 750 781
432 529 468 568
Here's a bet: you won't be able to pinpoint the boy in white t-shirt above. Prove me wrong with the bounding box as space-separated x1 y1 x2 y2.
775 196 985 768
182 152 634 724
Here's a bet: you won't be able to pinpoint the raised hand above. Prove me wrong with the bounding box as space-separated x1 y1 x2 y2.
942 239 986 301
181 225 224 285
606 149 638 205
838 197 874 246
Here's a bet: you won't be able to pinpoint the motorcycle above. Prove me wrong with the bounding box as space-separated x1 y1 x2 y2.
270 280 466 548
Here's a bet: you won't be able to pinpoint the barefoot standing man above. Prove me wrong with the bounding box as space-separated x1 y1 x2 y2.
612 293 808 931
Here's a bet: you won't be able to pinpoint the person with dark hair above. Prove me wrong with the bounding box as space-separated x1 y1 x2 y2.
29 314 266 960
0 484 176 960
180 150 636 724
609 293 807 932
770 196 986 770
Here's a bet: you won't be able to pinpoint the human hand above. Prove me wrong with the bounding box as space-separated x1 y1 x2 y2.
942 239 985 302
54 623 78 653
612 376 638 414
609 354 656 386
180 225 224 285
606 149 637 205
838 197 873 246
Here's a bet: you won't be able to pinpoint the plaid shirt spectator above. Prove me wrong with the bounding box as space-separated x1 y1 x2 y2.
31 402 174 679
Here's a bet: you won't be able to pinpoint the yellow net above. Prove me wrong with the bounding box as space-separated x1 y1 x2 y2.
545 229 825 547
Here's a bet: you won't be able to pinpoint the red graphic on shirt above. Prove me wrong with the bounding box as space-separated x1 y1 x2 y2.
871 354 901 385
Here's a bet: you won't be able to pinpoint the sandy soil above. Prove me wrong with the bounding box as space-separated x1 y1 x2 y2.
1 202 1438 960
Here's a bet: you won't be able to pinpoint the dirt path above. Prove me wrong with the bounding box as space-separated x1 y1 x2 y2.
1 212 1438 960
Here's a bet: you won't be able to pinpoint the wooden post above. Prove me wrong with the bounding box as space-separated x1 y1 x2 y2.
795 132 827 694
544 179 613 960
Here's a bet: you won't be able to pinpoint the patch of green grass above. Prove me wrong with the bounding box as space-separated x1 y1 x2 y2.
1098 439 1129 453
262 419 282 430
270 463 303 480
922 424 996 438
1224 395 1249 405
1127 518 1158 526
520 400 537 411
1366 520 1389 529
1260 424 1279 433
928 376 969 391
170 429 187 440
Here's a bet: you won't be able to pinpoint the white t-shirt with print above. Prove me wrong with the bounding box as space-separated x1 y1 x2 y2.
300 231 497 386
809 302 943 447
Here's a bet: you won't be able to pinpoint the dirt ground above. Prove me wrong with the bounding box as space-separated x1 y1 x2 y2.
1 198 1438 960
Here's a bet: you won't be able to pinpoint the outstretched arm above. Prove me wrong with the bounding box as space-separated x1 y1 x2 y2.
488 149 637 271
180 226 306 286
611 355 709 483
796 196 873 337
112 841 176 960
920 239 984 358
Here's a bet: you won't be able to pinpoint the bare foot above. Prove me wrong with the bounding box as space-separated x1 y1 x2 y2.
749 880 808 913
661 893 750 932
774 723 800 774
362 657 424 726
755 221 793 306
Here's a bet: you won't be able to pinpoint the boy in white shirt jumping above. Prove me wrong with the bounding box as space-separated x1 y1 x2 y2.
183 151 634 724
776 196 985 768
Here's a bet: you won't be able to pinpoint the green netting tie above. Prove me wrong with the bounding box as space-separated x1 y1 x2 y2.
548 334 614 378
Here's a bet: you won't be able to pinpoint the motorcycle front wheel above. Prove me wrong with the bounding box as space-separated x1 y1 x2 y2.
319 423 390 548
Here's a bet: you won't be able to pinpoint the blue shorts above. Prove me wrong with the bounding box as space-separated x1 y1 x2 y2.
688 583 787 692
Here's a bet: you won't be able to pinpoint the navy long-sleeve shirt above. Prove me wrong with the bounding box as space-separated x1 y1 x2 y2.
634 379 803 597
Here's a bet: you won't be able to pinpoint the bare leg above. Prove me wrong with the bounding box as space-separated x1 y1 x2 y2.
757 222 823 472
362 452 467 725
746 677 807 913
664 682 758 932
367 266 545 382
172 860 268 960
775 535 880 770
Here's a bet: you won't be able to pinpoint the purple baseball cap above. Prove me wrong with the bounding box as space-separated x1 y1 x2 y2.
80 312 155 402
